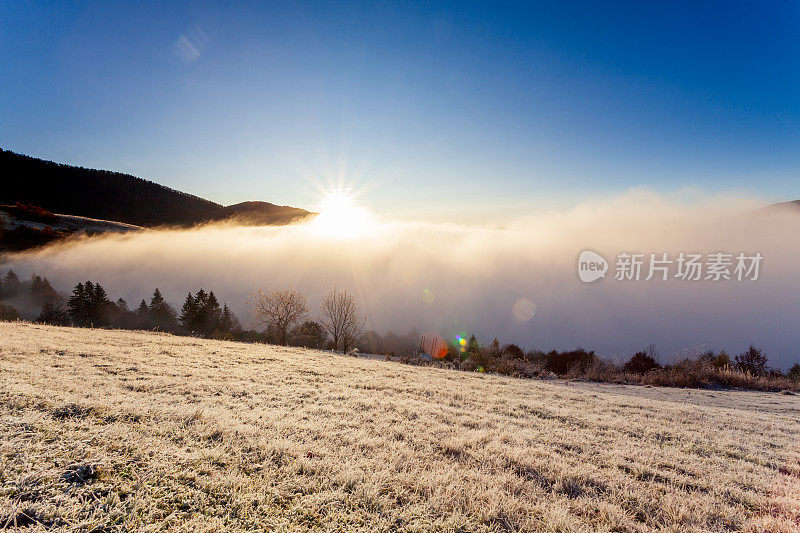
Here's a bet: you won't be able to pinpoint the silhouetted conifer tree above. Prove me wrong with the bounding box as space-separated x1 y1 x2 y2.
68 281 111 327
179 289 225 336
68 282 89 326
0 270 22 299
27 274 59 307
36 301 69 325
133 299 150 328
90 283 111 326
149 288 178 331
205 291 222 334
180 292 198 332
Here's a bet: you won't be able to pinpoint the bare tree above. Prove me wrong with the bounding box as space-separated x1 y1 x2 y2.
320 288 365 352
249 288 308 345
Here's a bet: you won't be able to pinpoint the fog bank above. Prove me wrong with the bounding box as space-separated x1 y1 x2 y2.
5 191 800 367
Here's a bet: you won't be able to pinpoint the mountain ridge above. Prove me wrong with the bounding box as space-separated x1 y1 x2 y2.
0 149 311 228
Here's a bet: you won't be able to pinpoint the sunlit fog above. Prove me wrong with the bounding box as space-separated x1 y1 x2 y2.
6 190 798 367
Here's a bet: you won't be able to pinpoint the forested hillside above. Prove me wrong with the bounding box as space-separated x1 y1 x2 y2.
0 149 310 227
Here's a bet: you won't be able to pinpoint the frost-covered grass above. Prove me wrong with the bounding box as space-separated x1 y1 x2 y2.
1 322 798 531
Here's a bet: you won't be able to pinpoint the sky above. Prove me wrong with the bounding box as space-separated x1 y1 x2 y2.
2 1 800 222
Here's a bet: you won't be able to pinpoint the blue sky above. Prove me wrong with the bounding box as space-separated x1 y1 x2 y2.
2 1 799 221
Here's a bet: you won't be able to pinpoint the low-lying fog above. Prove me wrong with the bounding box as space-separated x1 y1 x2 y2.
5 190 800 367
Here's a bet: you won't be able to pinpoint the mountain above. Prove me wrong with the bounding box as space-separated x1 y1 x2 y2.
760 200 800 213
224 201 314 225
743 200 800 221
0 149 311 227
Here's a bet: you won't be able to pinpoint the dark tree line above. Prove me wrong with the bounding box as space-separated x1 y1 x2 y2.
67 281 113 327
0 270 63 319
0 269 310 344
0 269 241 339
2 267 798 392
0 269 59 305
180 289 240 337
63 281 242 337
64 282 241 337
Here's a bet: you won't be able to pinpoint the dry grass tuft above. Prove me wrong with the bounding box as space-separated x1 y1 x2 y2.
1 322 799 531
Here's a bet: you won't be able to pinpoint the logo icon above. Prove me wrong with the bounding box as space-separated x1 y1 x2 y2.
578 250 608 283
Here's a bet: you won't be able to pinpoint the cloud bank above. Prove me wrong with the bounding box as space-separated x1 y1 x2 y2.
5 190 800 367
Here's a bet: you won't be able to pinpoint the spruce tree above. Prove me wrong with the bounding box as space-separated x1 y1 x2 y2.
149 288 177 331
219 304 233 333
68 282 89 326
1 270 22 298
204 291 222 335
37 301 69 326
180 293 197 332
137 299 151 328
90 283 111 326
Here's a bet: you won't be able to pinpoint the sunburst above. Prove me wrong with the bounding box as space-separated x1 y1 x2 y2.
310 189 374 239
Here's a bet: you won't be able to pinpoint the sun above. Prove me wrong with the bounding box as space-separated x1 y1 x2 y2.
310 190 374 239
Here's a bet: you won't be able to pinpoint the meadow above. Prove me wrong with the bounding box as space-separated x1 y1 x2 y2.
1 322 798 532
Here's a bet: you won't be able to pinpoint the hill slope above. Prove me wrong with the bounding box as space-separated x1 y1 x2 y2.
0 149 310 227
1 323 798 531
224 200 313 225
758 200 800 214
0 204 144 251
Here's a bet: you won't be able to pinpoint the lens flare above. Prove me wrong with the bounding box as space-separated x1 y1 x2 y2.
512 298 536 321
455 334 467 352
422 288 435 304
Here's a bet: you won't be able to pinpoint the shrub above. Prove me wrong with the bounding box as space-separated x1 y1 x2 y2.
735 345 768 376
492 356 543 379
525 349 547 365
290 320 328 349
580 358 622 383
444 342 462 363
546 348 595 375
788 364 800 381
0 225 65 251
642 358 712 388
712 350 732 369
8 202 58 224
0 303 21 321
36 301 70 325
465 335 481 356
502 344 525 359
623 351 660 373
467 348 492 370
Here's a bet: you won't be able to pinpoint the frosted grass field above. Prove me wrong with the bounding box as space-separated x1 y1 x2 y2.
1 322 799 531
